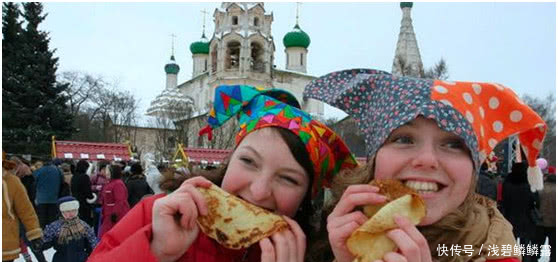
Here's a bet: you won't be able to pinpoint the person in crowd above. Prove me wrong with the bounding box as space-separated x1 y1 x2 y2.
33 160 63 228
125 162 153 208
70 160 97 227
502 161 539 262
41 196 97 262
3 152 43 262
87 85 358 262
97 165 130 238
9 156 46 262
477 162 498 200
90 160 109 235
145 160 164 195
534 162 555 262
303 68 547 262
58 163 72 197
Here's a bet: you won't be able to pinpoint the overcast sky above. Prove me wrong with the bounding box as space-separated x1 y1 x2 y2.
41 2 556 120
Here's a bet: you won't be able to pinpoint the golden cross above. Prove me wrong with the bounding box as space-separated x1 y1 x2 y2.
296 2 302 25
201 9 209 35
170 33 176 56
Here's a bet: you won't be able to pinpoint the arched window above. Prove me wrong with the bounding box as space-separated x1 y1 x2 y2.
232 16 238 25
254 17 259 26
211 47 217 73
204 59 207 72
250 42 264 73
225 41 241 70
300 53 304 66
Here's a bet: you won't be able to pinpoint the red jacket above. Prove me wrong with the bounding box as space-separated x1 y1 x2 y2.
88 194 261 262
98 179 130 238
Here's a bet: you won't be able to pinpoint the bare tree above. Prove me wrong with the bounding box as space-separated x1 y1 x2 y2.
59 71 105 117
423 58 449 80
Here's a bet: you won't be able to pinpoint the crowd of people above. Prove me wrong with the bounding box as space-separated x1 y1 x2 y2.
2 69 554 262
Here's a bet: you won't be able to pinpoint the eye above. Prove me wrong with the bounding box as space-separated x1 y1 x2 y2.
390 135 413 144
279 175 299 186
443 139 469 152
239 156 256 167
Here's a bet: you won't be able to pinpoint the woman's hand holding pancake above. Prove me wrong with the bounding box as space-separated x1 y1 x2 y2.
327 184 387 262
150 176 212 262
260 216 306 262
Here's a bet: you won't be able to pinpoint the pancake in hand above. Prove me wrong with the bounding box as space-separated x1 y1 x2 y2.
346 179 426 262
197 184 289 249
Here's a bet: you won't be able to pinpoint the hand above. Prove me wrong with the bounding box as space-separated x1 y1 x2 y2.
150 176 213 262
110 213 118 223
327 184 387 262
30 238 43 251
259 216 306 262
381 215 431 262
95 185 102 191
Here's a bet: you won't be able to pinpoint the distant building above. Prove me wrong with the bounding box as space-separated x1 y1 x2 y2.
146 2 322 149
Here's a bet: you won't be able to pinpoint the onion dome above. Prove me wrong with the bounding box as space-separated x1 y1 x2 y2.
283 24 311 49
164 55 180 74
400 2 413 8
189 33 210 55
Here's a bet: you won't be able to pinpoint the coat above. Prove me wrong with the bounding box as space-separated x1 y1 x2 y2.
538 176 555 227
90 173 109 205
88 194 261 262
42 218 97 262
2 171 43 261
125 174 153 208
34 164 62 204
71 172 96 226
98 179 130 238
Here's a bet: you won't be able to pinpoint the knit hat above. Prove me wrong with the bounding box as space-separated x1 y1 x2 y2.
130 162 143 175
304 69 547 192
199 85 359 197
58 196 80 212
2 151 17 170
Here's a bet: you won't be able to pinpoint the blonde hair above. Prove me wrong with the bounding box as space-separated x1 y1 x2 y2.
328 156 478 262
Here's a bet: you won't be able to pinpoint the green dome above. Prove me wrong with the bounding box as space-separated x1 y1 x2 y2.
400 2 413 8
165 55 180 74
283 24 310 49
190 34 210 54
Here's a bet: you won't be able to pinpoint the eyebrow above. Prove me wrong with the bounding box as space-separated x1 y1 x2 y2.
239 146 307 177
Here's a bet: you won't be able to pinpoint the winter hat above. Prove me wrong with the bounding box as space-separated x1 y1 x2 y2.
2 151 17 170
58 196 80 212
304 69 547 192
130 162 143 175
199 85 359 197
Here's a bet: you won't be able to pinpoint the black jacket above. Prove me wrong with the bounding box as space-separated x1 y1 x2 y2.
70 172 95 226
125 174 154 208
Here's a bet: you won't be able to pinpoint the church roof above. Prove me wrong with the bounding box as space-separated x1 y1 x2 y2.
146 87 194 117
400 2 413 8
283 24 310 48
391 2 423 77
165 55 180 74
190 33 210 54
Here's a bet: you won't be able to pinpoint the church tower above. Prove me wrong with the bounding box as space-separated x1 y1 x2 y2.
208 3 275 86
283 3 310 73
164 46 180 90
392 2 423 77
190 11 210 78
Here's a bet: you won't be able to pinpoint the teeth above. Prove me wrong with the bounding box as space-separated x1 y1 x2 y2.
405 180 439 192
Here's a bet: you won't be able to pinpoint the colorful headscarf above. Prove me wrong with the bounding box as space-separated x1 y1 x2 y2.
199 85 359 197
303 69 547 192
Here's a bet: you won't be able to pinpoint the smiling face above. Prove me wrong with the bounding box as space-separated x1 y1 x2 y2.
221 128 311 217
374 117 474 225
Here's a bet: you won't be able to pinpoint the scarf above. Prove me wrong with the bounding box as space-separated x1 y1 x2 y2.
58 216 89 245
422 194 518 262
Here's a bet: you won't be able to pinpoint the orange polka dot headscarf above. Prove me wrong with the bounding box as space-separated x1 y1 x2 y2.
304 69 547 191
199 85 359 197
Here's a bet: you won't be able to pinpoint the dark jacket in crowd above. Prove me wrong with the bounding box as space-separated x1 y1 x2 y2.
125 174 154 208
34 164 62 204
42 218 97 262
70 160 96 226
477 170 498 201
502 162 538 240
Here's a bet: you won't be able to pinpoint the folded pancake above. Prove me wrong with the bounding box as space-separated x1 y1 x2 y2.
347 179 426 262
197 184 289 249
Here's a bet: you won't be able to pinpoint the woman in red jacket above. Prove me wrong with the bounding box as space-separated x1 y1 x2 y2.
88 85 359 262
98 165 130 239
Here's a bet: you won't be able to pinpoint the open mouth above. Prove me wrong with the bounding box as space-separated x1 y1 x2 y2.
404 180 445 194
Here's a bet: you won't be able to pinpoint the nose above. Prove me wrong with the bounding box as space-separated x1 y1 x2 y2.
410 143 439 170
249 173 272 201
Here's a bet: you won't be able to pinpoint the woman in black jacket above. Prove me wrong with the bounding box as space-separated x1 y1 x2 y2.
125 162 153 208
70 160 97 227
